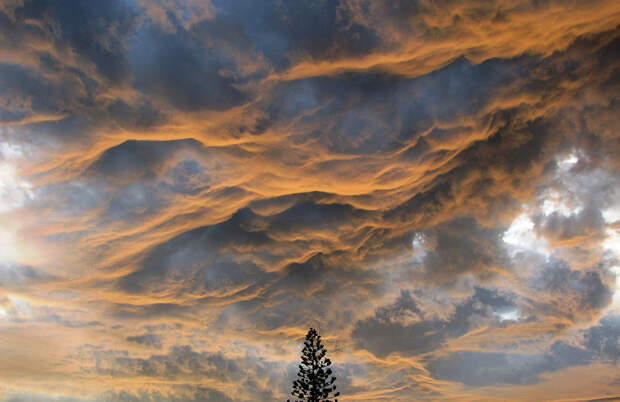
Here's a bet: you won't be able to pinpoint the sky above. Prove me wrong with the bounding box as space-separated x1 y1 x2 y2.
0 0 619 401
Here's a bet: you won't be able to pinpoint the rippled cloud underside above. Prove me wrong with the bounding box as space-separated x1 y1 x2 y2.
1 1 619 401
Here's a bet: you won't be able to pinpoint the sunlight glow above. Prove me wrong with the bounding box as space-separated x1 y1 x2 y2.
6 295 32 319
0 228 19 263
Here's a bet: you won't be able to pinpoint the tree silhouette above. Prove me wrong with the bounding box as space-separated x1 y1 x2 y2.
288 328 340 402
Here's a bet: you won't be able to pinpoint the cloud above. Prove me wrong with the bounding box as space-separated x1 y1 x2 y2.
0 262 51 287
87 139 202 181
0 1 619 401
8 0 136 83
129 23 249 111
428 347 588 387
1 389 234 402
125 333 162 349
528 260 613 321
582 314 620 362
118 207 275 297
428 314 620 386
418 217 510 284
85 345 279 401
352 287 516 358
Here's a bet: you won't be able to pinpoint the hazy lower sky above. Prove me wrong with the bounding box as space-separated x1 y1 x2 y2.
0 1 619 401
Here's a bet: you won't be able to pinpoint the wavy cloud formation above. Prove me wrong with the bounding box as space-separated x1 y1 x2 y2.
0 1 619 400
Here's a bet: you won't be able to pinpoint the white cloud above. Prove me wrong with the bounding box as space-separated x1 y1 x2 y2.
0 140 34 213
494 308 520 322
503 212 549 257
556 151 579 171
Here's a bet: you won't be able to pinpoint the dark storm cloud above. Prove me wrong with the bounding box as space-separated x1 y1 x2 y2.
103 182 166 222
97 345 243 381
428 346 590 387
125 333 162 349
528 260 613 321
118 208 274 296
111 197 381 333
582 315 620 362
129 23 248 111
29 138 219 229
0 0 169 148
418 217 510 284
106 100 168 131
352 287 516 357
0 63 77 123
535 203 610 249
159 159 211 195
87 139 203 181
218 252 380 333
10 0 136 83
261 56 526 155
210 0 382 69
88 345 277 401
98 389 234 402
428 314 620 386
2 389 234 402
383 27 620 227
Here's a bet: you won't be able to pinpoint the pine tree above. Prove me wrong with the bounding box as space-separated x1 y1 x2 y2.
288 328 340 402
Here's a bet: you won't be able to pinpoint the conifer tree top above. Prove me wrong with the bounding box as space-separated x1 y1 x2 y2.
288 328 339 402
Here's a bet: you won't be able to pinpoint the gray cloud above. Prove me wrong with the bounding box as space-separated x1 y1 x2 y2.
129 22 248 111
528 260 614 321
353 287 516 357
87 345 278 401
0 262 51 287
428 314 620 386
0 1 619 401
1 389 234 402
418 217 510 284
428 346 589 387
118 208 274 296
10 0 135 83
126 333 162 349
87 139 203 181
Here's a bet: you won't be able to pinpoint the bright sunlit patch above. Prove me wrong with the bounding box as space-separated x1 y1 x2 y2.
411 232 428 262
0 141 27 160
494 308 520 322
503 212 549 256
603 228 620 256
412 233 424 249
0 140 34 213
0 227 20 263
602 206 620 223
556 151 578 171
0 162 32 213
0 296 30 321
603 228 620 312
6 295 32 319
610 266 620 312
0 142 31 265
541 190 582 217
